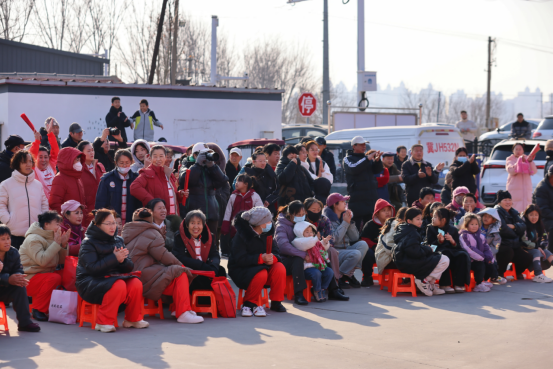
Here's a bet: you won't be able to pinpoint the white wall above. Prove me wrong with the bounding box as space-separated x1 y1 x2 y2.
2 91 282 151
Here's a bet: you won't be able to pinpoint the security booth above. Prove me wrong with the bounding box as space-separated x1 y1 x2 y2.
227 139 285 166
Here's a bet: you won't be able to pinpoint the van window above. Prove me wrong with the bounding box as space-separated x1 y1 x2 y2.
490 144 545 161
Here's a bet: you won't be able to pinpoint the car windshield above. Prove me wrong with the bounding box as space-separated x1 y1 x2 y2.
490 143 546 161
537 118 553 130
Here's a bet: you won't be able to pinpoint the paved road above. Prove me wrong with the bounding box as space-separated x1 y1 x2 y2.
1 266 552 369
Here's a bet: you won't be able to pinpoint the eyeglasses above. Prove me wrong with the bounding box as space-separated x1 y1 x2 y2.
101 222 117 226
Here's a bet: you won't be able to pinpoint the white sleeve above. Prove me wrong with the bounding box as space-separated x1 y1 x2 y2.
223 194 235 222
252 192 264 207
0 183 10 225
321 162 333 184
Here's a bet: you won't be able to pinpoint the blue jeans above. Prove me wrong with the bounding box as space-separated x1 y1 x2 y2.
304 267 334 292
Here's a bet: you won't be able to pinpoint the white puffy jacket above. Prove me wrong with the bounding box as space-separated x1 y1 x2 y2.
0 170 49 237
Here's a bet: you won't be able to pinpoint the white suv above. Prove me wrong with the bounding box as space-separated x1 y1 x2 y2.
532 116 553 140
479 139 546 206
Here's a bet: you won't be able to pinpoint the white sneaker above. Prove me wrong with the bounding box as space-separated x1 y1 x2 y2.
473 283 490 292
253 306 267 317
241 306 253 317
122 320 149 329
441 286 455 294
491 277 507 285
454 286 466 293
94 324 116 333
432 285 446 295
482 281 493 288
171 311 176 317
177 310 204 324
533 274 553 283
415 279 433 296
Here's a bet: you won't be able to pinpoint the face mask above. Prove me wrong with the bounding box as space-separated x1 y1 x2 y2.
307 210 321 222
73 162 82 171
457 157 468 163
262 223 272 233
294 215 306 223
188 156 196 163
117 166 130 174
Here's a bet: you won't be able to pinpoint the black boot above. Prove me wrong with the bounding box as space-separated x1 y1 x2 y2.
270 301 287 312
32 309 48 321
294 292 308 305
339 277 352 289
361 276 374 287
328 288 350 301
343 275 361 288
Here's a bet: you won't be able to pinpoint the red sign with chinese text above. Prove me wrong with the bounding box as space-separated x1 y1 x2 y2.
298 93 317 117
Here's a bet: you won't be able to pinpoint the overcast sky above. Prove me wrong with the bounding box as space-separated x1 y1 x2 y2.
173 0 553 99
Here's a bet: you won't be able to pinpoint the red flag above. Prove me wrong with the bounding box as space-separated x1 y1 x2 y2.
528 143 540 162
20 114 37 132
181 170 190 206
266 235 273 255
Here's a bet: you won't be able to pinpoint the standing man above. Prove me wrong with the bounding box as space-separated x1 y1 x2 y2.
401 144 444 206
106 96 132 149
315 136 336 177
510 113 531 139
394 145 408 170
343 136 383 231
225 148 242 191
61 123 84 149
263 143 281 171
0 135 26 183
382 152 405 211
455 110 478 153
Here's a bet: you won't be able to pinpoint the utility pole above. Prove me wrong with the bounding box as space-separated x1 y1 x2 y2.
485 36 495 130
148 0 169 84
170 0 179 85
436 91 441 122
357 0 365 107
322 0 329 127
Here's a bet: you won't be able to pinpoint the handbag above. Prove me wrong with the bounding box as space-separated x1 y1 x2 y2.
48 289 78 325
62 256 78 291
211 277 237 318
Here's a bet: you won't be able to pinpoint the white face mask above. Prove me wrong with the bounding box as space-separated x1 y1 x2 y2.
117 166 130 174
73 162 83 171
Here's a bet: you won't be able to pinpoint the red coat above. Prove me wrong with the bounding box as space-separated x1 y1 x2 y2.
130 165 181 216
49 148 90 224
82 159 105 225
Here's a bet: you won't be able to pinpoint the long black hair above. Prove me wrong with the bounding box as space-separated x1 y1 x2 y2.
433 207 456 228
523 204 545 243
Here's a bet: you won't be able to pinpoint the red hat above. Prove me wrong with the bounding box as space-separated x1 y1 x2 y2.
326 193 350 208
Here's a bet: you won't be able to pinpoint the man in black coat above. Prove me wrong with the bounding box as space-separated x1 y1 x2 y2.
243 151 280 210
510 113 531 139
394 145 408 171
315 136 336 177
275 145 314 206
401 144 444 206
105 96 132 149
61 123 84 148
449 147 480 194
533 167 553 251
0 135 25 184
343 136 384 230
225 147 242 191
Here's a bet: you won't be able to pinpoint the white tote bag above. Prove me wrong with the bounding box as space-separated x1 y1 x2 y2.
48 290 78 325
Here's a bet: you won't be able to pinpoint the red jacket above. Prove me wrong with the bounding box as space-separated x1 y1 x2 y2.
82 159 105 225
49 148 89 223
130 165 181 216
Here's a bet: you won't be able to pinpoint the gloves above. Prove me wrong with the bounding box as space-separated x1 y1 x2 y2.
205 159 215 167
196 152 208 166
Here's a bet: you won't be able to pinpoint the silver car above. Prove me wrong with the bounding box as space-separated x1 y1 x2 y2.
478 119 540 156
531 116 553 140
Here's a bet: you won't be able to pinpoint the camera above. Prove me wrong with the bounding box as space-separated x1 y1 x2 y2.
206 151 219 162
109 127 120 135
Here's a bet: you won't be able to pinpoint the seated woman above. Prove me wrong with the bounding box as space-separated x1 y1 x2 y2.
228 207 286 317
123 208 202 324
375 207 407 273
0 225 41 332
19 211 70 321
393 207 450 296
60 200 85 257
76 209 149 333
172 210 226 291
426 207 471 293
494 190 533 278
147 198 177 252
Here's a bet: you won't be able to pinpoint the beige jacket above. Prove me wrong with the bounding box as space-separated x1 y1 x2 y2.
374 220 398 273
20 222 64 280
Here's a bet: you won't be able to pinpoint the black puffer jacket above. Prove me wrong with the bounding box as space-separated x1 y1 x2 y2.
228 213 281 290
426 224 470 286
343 150 384 217
533 175 553 231
449 159 480 194
275 157 314 206
243 165 280 206
510 120 531 139
495 205 526 249
401 158 439 205
76 224 135 305
0 150 14 184
320 149 336 177
544 151 553 179
105 106 131 148
172 223 221 272
392 222 441 280
178 162 228 220
0 247 24 286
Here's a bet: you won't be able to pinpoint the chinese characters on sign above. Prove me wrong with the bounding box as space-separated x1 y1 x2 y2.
298 93 317 117
426 142 460 154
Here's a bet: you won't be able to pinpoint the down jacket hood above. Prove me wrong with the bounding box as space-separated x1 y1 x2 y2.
24 221 55 240
373 198 395 224
478 207 501 223
122 220 162 244
291 221 318 251
130 139 151 164
57 147 85 178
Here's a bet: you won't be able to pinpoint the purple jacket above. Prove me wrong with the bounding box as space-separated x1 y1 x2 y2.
459 231 494 262
275 213 307 259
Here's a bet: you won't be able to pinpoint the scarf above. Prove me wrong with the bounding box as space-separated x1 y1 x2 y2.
61 217 84 246
449 199 462 211
307 241 328 271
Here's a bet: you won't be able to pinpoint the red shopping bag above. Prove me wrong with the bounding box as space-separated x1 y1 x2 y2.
211 277 237 318
62 256 78 291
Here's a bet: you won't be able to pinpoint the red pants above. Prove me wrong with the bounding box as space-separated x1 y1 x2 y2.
27 271 62 313
244 262 286 305
97 278 143 326
163 273 191 317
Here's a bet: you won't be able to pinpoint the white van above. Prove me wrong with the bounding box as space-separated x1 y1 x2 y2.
325 124 465 168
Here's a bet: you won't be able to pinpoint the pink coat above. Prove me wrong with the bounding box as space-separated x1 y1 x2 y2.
506 154 537 213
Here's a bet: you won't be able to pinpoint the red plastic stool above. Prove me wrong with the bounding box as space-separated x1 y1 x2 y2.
523 269 535 280
285 275 313 302
0 302 8 332
504 263 518 280
379 269 398 293
142 298 164 319
372 263 381 285
78 296 119 329
466 271 476 292
391 273 417 297
236 288 270 309
191 290 218 318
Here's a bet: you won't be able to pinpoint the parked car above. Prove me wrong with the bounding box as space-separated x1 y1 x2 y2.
531 116 553 140
478 119 540 157
479 139 545 206
282 124 328 144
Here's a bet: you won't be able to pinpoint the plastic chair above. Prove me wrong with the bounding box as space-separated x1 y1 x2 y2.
372 263 381 285
0 302 8 332
191 290 218 318
78 296 119 329
379 269 398 293
466 271 476 292
285 275 313 302
391 273 417 297
142 299 164 319
523 269 535 280
236 288 270 309
504 263 518 280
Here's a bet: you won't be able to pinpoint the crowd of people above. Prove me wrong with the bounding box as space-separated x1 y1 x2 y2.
0 105 552 334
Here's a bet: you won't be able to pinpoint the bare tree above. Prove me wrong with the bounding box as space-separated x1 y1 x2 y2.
33 0 71 50
66 0 90 53
0 0 34 42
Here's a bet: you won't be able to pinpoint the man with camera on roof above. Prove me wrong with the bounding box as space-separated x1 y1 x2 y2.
106 96 132 149
179 142 228 235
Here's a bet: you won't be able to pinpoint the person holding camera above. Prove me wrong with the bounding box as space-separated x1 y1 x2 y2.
106 97 132 149
178 143 228 236
93 128 125 173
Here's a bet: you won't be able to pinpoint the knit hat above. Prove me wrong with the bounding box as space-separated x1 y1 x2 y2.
61 200 84 215
4 135 25 151
293 221 317 238
132 208 153 223
241 206 272 226
452 186 470 198
496 190 512 202
282 145 298 158
419 187 435 199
